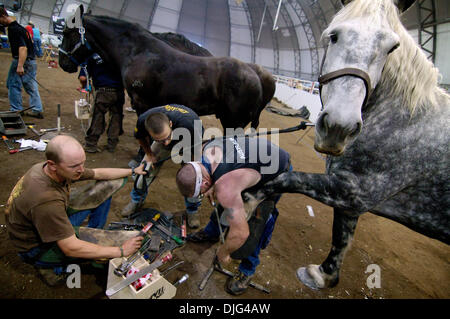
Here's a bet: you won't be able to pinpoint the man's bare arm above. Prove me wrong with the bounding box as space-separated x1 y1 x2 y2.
219 202 249 257
214 169 261 263
17 46 27 75
92 168 132 180
57 234 143 259
92 164 147 180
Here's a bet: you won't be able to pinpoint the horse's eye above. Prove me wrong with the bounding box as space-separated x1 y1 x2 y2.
388 43 400 54
330 33 338 44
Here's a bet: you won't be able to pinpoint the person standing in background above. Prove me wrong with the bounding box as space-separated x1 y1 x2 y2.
78 53 124 153
0 8 44 119
30 22 42 58
25 21 33 38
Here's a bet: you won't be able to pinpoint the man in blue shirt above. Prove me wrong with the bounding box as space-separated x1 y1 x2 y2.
78 53 124 153
29 22 42 58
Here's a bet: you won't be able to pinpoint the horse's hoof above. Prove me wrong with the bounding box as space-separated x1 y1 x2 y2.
296 265 325 290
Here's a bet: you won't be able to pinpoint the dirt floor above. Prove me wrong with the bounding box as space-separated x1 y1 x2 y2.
0 51 449 300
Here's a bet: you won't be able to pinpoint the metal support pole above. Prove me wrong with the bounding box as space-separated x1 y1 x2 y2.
272 0 283 31
257 4 267 43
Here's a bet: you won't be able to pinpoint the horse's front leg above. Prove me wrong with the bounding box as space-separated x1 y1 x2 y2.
297 208 360 289
255 171 371 212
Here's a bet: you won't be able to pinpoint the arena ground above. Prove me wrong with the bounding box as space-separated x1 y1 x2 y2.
0 51 448 299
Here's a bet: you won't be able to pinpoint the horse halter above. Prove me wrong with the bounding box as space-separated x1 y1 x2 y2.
318 46 372 110
58 26 93 66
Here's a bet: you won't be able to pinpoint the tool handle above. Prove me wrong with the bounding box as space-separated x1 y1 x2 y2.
9 149 19 154
181 215 187 239
161 253 173 264
198 264 214 291
138 214 160 236
139 222 154 235
174 274 189 287
57 104 61 133
249 281 270 294
3 135 15 151
172 235 183 245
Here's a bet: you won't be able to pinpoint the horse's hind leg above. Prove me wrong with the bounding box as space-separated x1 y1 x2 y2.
297 208 360 289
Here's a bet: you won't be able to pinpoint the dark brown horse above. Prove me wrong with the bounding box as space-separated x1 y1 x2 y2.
59 10 275 129
152 32 276 128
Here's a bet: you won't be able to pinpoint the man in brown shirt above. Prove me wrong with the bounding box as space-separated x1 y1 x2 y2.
5 135 146 285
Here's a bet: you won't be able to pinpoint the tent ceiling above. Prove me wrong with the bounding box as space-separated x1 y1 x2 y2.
4 0 447 81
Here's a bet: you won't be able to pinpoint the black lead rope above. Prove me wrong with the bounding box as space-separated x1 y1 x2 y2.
150 120 315 166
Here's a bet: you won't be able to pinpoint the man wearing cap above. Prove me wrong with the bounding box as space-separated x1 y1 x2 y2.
176 136 291 295
25 21 33 38
121 104 204 229
0 8 44 118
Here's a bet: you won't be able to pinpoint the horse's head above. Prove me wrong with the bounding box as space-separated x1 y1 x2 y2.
58 5 92 73
314 0 414 156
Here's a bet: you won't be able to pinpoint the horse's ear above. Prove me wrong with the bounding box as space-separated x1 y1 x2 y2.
394 0 416 13
66 5 84 29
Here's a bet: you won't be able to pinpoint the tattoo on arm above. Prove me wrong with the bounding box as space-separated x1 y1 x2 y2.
224 208 234 220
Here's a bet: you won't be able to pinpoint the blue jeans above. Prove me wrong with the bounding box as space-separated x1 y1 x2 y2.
203 196 281 276
6 59 43 112
33 39 42 57
19 198 112 273
68 197 112 229
203 165 293 276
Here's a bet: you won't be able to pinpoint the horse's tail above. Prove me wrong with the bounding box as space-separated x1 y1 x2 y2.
247 63 276 128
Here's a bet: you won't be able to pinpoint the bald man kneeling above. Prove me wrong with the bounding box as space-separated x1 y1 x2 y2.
5 135 146 286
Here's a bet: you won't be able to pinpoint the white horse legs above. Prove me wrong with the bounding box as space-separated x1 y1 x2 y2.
297 208 360 289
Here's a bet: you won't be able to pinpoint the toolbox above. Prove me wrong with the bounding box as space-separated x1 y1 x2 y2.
107 256 177 299
0 113 27 136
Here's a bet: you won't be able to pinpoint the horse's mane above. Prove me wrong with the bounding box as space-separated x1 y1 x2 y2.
87 15 141 34
87 15 213 58
323 0 448 114
151 32 213 57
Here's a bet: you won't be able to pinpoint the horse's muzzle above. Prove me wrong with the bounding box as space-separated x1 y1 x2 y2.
59 62 78 73
314 112 362 156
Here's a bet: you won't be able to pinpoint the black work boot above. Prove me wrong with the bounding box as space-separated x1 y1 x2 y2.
187 229 219 243
37 268 67 287
106 138 118 153
25 110 44 119
84 144 101 153
225 271 253 296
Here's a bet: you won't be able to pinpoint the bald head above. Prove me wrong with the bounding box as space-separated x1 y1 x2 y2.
46 135 84 164
176 164 197 197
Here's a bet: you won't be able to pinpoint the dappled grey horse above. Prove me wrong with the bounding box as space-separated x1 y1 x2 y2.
245 0 449 290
